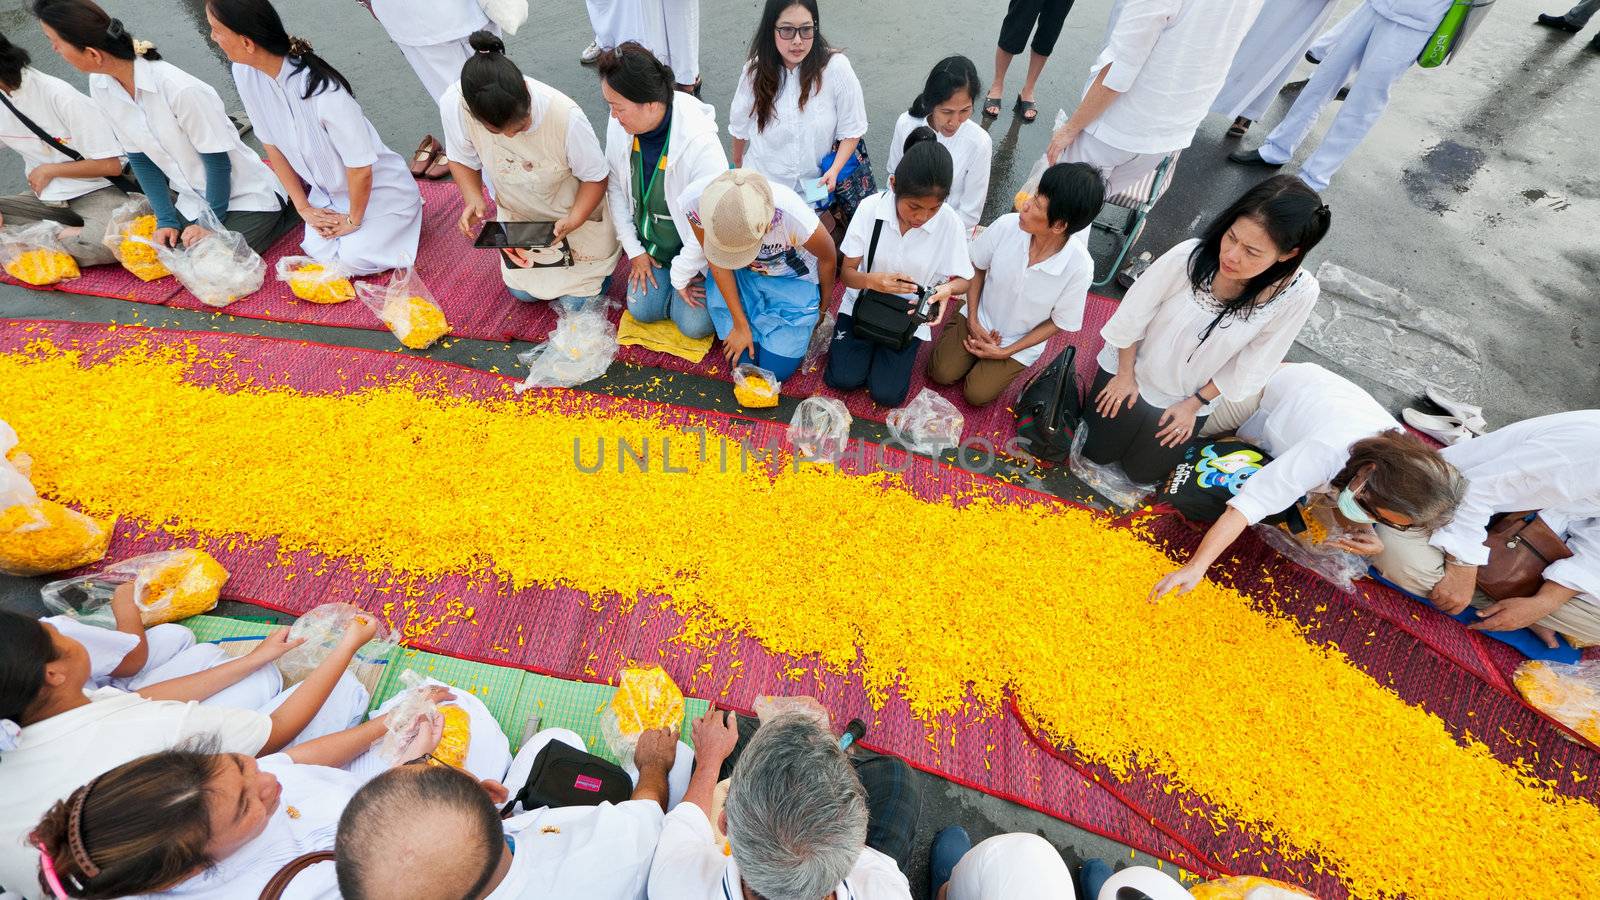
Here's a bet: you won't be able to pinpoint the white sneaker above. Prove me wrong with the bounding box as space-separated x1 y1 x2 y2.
580 41 602 64
1422 385 1487 434
1402 408 1476 446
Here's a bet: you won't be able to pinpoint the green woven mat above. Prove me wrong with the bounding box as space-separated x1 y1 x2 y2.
514 672 710 764
181 614 278 643
372 649 532 745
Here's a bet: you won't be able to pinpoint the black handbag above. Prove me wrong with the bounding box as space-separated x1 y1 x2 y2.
1156 438 1307 530
499 739 633 816
1013 346 1082 463
0 90 140 195
850 215 923 351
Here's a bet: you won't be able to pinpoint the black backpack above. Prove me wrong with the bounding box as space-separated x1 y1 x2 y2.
1156 438 1307 530
500 739 633 816
1013 345 1082 463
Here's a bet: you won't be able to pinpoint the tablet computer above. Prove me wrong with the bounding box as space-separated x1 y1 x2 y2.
475 220 558 249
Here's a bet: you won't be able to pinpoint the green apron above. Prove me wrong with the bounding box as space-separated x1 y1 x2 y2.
631 125 683 264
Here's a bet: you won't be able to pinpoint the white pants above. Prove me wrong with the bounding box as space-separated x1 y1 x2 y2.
397 38 478 103
1212 0 1339 122
1259 4 1432 192
1057 131 1168 197
502 729 694 814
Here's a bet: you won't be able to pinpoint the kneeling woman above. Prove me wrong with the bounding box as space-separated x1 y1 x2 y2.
444 32 620 307
35 0 296 253
929 162 1103 406
823 128 971 408
211 0 422 275
684 168 836 379
1081 175 1330 484
1148 363 1462 600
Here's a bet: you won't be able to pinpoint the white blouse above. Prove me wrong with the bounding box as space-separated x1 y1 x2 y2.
966 214 1093 367
886 112 992 229
0 68 123 202
1097 238 1319 410
839 190 974 342
728 53 868 195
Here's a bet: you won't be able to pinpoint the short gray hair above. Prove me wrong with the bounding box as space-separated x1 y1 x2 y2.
724 714 869 900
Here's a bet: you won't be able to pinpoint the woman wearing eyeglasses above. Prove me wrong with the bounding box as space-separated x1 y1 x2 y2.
1147 363 1464 601
728 1 868 207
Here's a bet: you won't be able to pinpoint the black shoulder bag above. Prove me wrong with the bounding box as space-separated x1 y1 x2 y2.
1012 345 1082 463
849 210 926 351
0 91 140 195
499 739 633 816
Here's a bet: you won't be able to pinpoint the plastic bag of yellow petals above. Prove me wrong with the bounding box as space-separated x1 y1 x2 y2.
101 197 171 281
276 256 356 304
40 549 229 627
277 601 398 685
0 221 80 286
377 670 471 764
602 665 685 761
1514 660 1600 744
0 420 113 577
150 205 265 307
732 363 780 408
1190 875 1318 900
357 268 451 349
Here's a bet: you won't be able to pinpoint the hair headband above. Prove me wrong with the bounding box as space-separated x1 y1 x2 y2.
65 775 103 879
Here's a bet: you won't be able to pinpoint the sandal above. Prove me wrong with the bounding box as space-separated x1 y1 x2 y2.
1226 116 1252 138
424 148 452 180
982 92 1003 118
675 78 703 98
1014 96 1037 123
410 135 440 178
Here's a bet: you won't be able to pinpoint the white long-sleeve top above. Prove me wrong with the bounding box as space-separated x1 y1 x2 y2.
1096 238 1320 410
603 91 728 291
1370 0 1454 31
1085 0 1266 154
1431 411 1600 600
369 0 490 46
728 53 868 196
886 112 992 229
0 68 124 202
1223 363 1401 524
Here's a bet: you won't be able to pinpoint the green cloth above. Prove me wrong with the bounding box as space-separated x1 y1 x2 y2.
630 123 683 265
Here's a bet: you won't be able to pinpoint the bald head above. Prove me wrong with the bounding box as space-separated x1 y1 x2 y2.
335 764 504 900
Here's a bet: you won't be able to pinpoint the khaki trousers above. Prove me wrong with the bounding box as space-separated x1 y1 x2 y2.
928 314 1027 406
0 186 125 266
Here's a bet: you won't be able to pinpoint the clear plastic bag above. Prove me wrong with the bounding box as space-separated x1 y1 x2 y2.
0 421 113 577
478 0 528 34
1190 876 1318 900
601 665 685 763
152 206 265 307
786 396 852 464
800 311 836 375
276 602 398 685
41 549 229 627
379 670 446 763
1514 660 1600 744
101 196 170 282
1013 110 1070 211
276 256 355 304
0 221 81 285
886 388 964 456
732 363 780 409
356 268 451 350
514 303 617 391
1252 520 1369 593
1066 427 1156 511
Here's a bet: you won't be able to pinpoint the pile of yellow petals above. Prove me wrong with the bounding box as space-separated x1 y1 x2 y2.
117 215 171 282
286 262 355 304
137 548 228 625
5 337 1600 900
380 295 450 349
733 373 779 409
0 499 114 576
432 705 472 768
4 249 79 286
1191 875 1316 899
1514 661 1600 744
611 665 687 735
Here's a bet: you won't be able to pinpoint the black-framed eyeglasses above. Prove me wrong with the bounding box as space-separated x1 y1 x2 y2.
1346 470 1424 532
775 24 816 40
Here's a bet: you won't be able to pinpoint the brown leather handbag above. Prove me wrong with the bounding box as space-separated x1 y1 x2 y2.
1477 511 1573 600
258 851 336 900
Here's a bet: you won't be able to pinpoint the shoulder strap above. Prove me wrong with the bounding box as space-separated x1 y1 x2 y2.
865 212 885 274
258 850 336 900
0 90 85 162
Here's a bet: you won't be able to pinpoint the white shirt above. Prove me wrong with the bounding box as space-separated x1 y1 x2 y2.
486 799 665 899
441 76 609 181
1096 238 1319 410
839 190 974 342
1370 0 1454 31
370 0 491 46
1222 363 1401 524
886 113 991 229
1431 411 1600 600
682 173 821 282
1086 0 1267 154
41 616 139 686
966 214 1092 366
946 833 1073 900
728 54 869 195
646 803 912 900
604 92 729 291
0 68 123 202
90 58 283 222
135 754 355 899
0 688 271 900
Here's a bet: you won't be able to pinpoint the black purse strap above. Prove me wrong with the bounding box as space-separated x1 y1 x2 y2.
865 213 884 274
0 89 137 194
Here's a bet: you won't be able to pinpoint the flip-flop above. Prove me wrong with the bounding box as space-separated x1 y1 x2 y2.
1014 97 1037 123
410 135 439 178
982 93 1003 118
1226 116 1252 138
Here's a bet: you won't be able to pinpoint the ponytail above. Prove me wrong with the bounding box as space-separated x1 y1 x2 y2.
206 0 352 99
908 54 979 119
0 31 32 90
461 31 530 129
596 41 676 107
893 126 952 202
31 0 162 62
0 610 55 727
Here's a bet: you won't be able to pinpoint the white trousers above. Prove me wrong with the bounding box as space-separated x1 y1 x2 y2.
1212 0 1339 122
397 38 478 103
1057 131 1168 197
1259 4 1431 192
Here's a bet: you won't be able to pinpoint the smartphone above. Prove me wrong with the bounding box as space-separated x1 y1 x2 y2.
474 220 557 249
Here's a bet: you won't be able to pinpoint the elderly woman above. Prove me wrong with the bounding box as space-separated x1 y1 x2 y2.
648 708 917 900
1373 409 1600 648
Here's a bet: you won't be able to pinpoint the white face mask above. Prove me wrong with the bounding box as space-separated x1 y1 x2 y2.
1337 486 1376 524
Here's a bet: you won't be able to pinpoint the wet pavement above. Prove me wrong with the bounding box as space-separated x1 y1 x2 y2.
1 0 1597 889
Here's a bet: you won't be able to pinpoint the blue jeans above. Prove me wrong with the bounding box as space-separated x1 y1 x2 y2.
626 261 714 338
508 276 610 313
823 313 922 407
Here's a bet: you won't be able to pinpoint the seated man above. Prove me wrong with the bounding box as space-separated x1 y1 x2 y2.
334 726 679 900
649 706 919 900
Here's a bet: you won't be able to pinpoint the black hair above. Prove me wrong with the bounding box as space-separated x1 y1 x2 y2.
206 0 351 99
908 54 979 119
1187 174 1331 337
1036 163 1105 235
0 31 31 91
596 41 675 107
31 0 162 62
893 125 952 202
0 610 55 725
745 0 831 132
336 764 504 900
460 31 530 129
